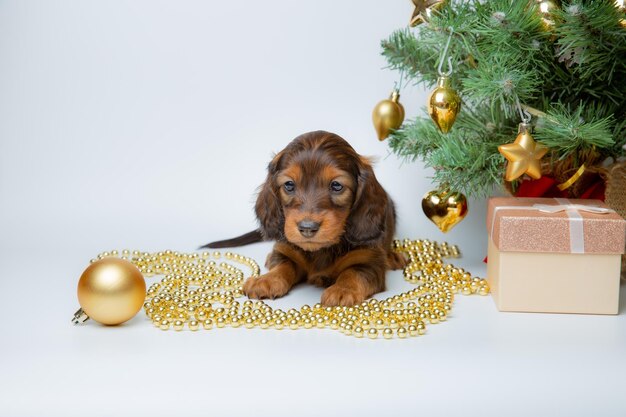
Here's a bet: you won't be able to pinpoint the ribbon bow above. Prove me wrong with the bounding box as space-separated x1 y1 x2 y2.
532 203 614 215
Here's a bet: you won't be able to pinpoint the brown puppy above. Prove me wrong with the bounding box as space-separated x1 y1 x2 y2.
203 131 405 306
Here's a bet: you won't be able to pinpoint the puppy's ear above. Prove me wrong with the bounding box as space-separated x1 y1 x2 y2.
344 157 388 245
255 152 285 240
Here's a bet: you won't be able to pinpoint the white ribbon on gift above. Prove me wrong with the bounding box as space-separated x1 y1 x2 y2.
490 198 614 254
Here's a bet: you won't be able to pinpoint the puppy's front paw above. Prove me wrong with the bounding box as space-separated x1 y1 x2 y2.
243 273 291 300
387 252 408 270
321 284 365 307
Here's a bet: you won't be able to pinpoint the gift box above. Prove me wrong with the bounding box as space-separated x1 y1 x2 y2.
486 197 626 314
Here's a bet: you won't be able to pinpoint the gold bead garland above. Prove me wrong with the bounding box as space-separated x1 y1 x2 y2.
91 240 489 339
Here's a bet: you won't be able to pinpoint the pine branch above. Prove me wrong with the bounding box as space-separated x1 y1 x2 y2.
427 136 503 198
534 103 615 158
381 28 441 87
389 106 514 197
388 117 441 160
382 2 482 89
463 57 541 118
554 0 626 84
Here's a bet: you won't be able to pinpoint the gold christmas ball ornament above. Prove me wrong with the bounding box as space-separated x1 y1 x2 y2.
72 258 146 325
428 75 461 134
422 188 468 233
498 122 548 182
372 89 405 141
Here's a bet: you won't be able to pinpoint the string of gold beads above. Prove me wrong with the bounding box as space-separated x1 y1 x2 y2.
94 239 489 339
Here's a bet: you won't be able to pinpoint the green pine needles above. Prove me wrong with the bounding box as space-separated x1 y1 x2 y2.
383 0 626 197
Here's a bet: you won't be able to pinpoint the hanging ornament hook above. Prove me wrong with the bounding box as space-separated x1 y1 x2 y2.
395 68 405 91
515 95 532 124
437 27 455 77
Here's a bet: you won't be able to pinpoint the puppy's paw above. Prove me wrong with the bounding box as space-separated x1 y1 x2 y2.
387 252 408 270
243 273 291 300
321 284 365 307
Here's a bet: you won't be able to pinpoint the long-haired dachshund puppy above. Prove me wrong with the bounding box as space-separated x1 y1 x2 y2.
203 131 405 306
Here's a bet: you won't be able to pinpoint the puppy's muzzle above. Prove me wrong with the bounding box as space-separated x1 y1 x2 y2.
297 220 320 238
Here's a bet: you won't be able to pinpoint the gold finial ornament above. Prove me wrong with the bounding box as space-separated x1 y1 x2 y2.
422 188 468 233
74 258 146 325
372 89 405 140
498 122 548 181
410 0 446 26
428 75 461 133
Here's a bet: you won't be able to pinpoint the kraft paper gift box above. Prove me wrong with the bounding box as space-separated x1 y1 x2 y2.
486 197 626 314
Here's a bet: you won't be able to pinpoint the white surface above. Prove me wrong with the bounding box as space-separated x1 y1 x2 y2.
0 1 624 416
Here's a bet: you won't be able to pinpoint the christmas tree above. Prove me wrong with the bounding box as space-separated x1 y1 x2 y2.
383 0 626 199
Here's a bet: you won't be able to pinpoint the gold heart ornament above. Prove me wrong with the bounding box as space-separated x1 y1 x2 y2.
421 189 468 233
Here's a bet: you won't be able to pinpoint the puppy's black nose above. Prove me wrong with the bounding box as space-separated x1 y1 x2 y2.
298 220 320 238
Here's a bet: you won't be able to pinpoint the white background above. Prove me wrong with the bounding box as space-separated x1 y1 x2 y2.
0 1 624 416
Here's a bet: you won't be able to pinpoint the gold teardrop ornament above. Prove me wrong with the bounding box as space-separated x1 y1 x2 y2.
428 75 461 134
372 89 405 140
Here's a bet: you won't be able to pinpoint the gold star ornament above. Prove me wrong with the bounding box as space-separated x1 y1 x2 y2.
498 123 548 181
410 0 446 27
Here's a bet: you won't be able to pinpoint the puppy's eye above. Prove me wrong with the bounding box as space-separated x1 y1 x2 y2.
330 181 343 192
284 181 295 193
